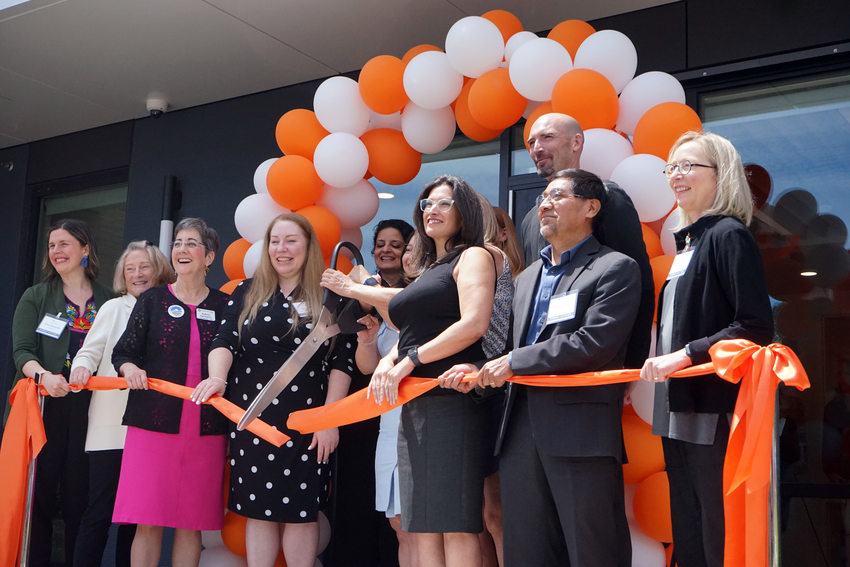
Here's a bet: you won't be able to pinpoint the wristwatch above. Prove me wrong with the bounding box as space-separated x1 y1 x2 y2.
407 346 423 367
684 343 693 360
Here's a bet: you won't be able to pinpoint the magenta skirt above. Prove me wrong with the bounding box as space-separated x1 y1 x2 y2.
112 383 226 530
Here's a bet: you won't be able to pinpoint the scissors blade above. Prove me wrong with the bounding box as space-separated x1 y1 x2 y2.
237 308 340 431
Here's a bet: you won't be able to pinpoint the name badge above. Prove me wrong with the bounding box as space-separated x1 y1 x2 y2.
167 305 185 318
36 313 69 339
196 308 216 322
293 301 308 317
546 290 578 325
667 249 695 280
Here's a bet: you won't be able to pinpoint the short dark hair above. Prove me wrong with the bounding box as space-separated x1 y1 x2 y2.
372 219 414 251
550 168 608 231
174 217 220 254
43 218 100 282
413 175 484 267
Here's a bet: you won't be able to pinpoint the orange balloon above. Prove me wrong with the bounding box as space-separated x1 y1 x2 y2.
402 44 441 67
275 109 329 160
219 279 243 295
633 102 703 160
221 511 247 556
454 80 503 142
666 544 674 566
547 20 595 59
551 69 618 130
274 553 287 567
649 255 674 320
468 68 527 130
266 155 323 211
522 101 554 151
482 9 523 43
222 238 251 280
297 205 341 257
360 128 422 185
359 55 408 115
621 413 665 484
633 471 673 542
641 224 663 259
326 253 354 274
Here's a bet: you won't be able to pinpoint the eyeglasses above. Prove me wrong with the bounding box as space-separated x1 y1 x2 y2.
535 188 585 208
172 240 203 250
663 160 716 178
420 198 455 212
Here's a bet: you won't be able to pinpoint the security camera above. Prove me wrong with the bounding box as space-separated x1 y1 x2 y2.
146 95 169 118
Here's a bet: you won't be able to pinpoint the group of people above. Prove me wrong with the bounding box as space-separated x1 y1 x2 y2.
9 111 774 567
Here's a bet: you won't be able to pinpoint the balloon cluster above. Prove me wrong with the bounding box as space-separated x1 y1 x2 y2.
219 10 704 292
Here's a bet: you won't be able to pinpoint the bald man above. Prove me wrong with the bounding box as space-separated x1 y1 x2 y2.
519 113 654 369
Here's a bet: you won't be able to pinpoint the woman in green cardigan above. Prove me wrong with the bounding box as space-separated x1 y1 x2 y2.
12 218 114 567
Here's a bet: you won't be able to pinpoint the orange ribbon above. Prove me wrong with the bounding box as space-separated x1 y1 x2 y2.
0 379 46 567
709 340 810 567
0 376 288 567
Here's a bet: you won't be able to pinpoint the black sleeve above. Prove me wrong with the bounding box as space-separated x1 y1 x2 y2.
111 289 152 373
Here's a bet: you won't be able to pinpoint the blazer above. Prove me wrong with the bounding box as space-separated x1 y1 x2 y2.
496 236 640 461
12 279 115 380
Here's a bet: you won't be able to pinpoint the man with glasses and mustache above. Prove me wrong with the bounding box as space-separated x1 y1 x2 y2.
442 168 639 566
519 113 653 370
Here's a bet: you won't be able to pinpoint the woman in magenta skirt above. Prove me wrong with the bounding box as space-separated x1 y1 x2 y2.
111 218 229 567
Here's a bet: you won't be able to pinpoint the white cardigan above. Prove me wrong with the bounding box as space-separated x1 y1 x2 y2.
71 294 135 451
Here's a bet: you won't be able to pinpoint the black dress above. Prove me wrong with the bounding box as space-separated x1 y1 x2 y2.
388 251 489 533
211 280 355 523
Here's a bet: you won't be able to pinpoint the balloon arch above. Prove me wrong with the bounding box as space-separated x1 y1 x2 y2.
212 10 703 566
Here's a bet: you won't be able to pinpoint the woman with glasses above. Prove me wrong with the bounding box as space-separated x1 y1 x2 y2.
12 219 114 566
69 240 174 567
640 132 773 567
370 175 499 567
111 218 229 567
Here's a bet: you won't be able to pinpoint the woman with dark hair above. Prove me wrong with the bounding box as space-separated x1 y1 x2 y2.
640 132 774 567
11 218 114 566
370 175 499 566
193 213 355 567
111 218 229 567
372 219 415 288
69 240 174 567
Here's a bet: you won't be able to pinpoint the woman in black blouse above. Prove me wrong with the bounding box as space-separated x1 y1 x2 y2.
639 132 773 567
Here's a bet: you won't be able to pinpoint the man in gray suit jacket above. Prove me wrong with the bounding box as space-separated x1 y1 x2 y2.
450 168 639 566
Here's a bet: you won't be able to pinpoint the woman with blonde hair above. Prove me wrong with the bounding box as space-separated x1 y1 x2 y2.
194 213 355 567
640 132 773 567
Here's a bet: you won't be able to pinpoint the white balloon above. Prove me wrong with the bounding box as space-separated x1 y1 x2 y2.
198 545 247 567
509 38 572 102
368 110 402 131
581 128 634 180
317 180 380 229
660 208 683 256
444 16 504 78
504 31 538 65
243 240 264 278
201 530 224 549
522 99 545 119
403 51 463 110
617 71 686 135
629 379 656 426
629 522 667 567
313 76 371 136
574 30 638 93
400 103 456 154
234 193 290 243
609 154 676 223
624 483 637 522
252 158 277 194
313 133 369 188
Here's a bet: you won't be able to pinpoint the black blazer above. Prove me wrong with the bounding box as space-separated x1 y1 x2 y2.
496 236 641 461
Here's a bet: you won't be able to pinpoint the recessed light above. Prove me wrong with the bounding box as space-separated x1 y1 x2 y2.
377 192 394 199
801 271 817 277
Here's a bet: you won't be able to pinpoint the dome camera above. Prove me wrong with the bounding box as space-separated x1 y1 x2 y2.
146 94 169 118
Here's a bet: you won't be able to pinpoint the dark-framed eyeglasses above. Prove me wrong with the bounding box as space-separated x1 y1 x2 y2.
663 160 717 178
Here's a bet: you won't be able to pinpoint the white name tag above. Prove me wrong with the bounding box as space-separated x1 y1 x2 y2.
293 301 308 317
667 249 694 280
36 313 69 339
196 308 216 322
546 290 578 325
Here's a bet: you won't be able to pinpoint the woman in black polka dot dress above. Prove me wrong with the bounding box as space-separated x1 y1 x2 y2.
195 213 354 567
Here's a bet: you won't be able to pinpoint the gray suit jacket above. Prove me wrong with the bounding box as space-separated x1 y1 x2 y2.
496 235 640 461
